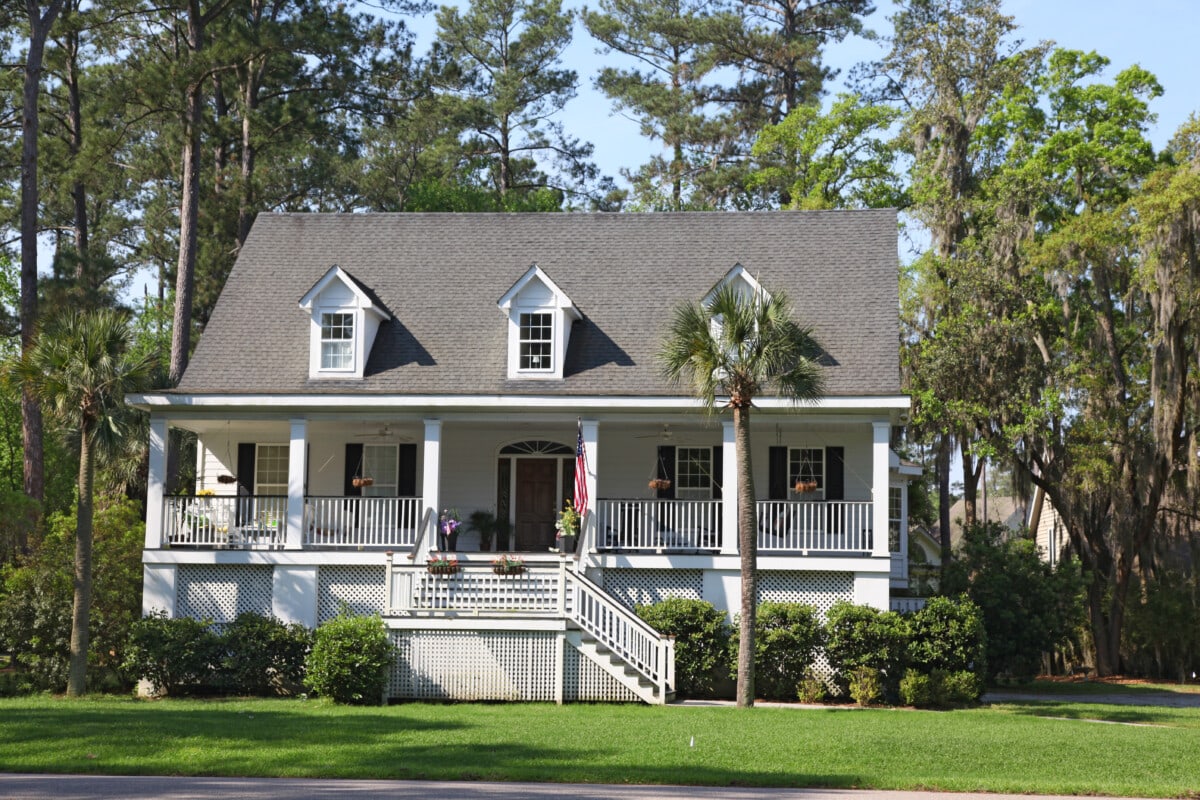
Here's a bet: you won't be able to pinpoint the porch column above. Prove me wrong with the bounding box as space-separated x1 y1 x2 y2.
421 418 442 559
720 419 738 555
285 418 308 550
580 418 598 546
872 421 890 558
145 415 169 549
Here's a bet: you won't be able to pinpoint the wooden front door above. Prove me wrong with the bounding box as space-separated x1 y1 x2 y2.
515 459 558 551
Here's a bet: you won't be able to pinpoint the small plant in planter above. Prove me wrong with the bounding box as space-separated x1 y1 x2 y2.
426 552 460 575
555 500 580 552
491 553 525 575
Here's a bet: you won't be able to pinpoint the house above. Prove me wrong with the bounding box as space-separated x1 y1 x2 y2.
128 210 912 704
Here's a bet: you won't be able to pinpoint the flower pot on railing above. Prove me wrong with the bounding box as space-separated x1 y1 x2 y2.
426 561 459 575
556 534 577 554
492 564 526 576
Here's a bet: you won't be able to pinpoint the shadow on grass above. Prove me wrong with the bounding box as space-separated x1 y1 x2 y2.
988 699 1193 727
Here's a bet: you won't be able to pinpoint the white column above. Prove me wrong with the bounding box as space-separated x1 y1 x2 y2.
580 418 598 545
142 564 177 616
285 418 308 550
421 418 443 559
720 419 738 555
853 571 891 612
872 421 890 558
145 416 169 549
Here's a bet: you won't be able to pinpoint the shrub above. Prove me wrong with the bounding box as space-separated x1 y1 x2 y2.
825 601 908 696
305 612 394 704
797 667 827 704
899 669 934 707
123 613 223 695
907 595 987 680
220 613 312 696
848 666 882 706
637 598 731 698
731 602 823 701
900 668 983 708
942 670 983 705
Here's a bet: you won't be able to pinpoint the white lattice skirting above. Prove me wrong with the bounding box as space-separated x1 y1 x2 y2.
318 565 387 622
601 568 704 610
388 630 640 702
176 564 273 624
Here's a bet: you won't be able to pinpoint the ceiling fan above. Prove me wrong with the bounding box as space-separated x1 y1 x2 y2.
635 424 674 440
352 424 413 442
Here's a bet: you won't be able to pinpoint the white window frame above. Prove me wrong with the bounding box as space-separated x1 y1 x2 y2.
518 311 555 372
319 310 355 372
254 443 290 496
362 443 398 497
788 447 824 499
676 446 714 500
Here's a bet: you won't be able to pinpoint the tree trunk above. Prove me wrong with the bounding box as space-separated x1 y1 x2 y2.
734 403 757 708
169 78 203 386
936 434 951 572
66 429 94 696
20 0 65 504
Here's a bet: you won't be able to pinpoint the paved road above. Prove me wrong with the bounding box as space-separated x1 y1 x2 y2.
0 774 1168 800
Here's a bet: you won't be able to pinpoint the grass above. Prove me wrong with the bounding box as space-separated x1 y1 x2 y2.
1007 677 1200 696
1 695 1199 797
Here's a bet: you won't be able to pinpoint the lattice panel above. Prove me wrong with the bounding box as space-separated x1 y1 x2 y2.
757 570 853 618
176 565 272 624
601 569 703 611
318 566 386 623
389 630 558 701
564 646 640 703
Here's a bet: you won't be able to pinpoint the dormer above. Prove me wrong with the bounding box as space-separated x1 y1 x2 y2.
298 265 391 380
497 265 581 381
704 263 767 308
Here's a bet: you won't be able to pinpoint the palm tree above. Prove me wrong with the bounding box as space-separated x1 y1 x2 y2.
18 309 155 695
660 283 825 707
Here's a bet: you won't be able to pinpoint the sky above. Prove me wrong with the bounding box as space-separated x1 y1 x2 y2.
491 0 1198 187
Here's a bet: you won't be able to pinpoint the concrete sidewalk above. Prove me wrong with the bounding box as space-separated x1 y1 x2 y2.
0 774 1166 800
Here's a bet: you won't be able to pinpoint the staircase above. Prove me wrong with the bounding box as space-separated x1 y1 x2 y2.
568 630 675 704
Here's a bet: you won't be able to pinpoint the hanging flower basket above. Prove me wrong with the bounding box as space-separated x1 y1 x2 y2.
352 476 375 488
216 474 237 485
794 480 818 493
648 478 672 491
491 554 525 575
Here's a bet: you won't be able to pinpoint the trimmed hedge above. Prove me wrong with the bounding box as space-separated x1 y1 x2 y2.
304 613 394 704
637 598 730 698
123 613 223 695
824 601 909 697
221 612 312 696
734 602 824 701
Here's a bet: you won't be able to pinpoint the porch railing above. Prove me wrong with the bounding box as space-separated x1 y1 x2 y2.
304 496 423 548
597 498 721 552
163 495 285 549
756 500 873 552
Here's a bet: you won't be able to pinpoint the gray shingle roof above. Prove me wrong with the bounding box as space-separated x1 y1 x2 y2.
177 210 901 397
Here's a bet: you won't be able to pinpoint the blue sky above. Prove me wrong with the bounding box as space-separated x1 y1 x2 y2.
426 0 1196 187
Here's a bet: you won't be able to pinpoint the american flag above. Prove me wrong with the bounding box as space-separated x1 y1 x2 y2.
574 421 589 518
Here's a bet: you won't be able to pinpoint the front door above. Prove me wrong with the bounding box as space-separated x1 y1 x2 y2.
515 459 558 551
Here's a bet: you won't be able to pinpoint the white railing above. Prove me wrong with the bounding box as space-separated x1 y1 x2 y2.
304 496 423 548
386 556 674 699
597 498 722 551
163 495 285 549
891 596 927 614
756 500 873 552
567 568 674 697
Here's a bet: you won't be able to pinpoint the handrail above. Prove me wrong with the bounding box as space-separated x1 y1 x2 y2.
407 506 434 561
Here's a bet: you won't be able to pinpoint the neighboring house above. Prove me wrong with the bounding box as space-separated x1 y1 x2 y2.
128 210 912 704
1029 486 1070 567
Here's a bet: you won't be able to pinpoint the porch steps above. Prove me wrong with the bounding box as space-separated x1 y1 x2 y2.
567 630 675 705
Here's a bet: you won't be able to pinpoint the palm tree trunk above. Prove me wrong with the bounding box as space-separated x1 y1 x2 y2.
735 403 757 708
66 430 94 696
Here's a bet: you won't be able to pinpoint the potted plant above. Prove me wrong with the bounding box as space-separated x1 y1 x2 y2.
438 509 462 551
648 478 672 491
491 553 525 575
469 510 511 552
794 480 818 493
352 476 374 488
426 552 460 575
555 500 580 554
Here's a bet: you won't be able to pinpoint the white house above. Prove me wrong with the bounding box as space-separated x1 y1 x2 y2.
127 210 912 704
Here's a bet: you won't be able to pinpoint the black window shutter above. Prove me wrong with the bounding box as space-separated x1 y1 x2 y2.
711 446 723 500
825 447 845 501
344 443 363 497
656 445 676 499
768 446 788 500
398 444 417 497
236 443 256 496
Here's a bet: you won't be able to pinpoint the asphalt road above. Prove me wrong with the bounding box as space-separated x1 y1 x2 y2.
0 775 1168 800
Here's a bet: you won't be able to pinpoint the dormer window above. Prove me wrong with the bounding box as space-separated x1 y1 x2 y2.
519 312 553 371
299 265 391 380
320 312 355 370
498 265 581 381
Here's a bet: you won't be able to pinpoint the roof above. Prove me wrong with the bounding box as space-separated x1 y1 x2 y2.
176 211 901 398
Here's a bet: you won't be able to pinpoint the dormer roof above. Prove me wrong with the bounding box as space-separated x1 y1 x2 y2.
497 264 582 319
298 264 392 320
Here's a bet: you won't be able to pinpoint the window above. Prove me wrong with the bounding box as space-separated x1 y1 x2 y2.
320 312 354 370
676 447 713 500
888 485 903 552
789 448 824 497
518 312 553 371
254 444 289 496
362 444 398 497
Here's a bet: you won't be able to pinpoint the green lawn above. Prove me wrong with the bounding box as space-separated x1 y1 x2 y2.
1 696 1198 796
